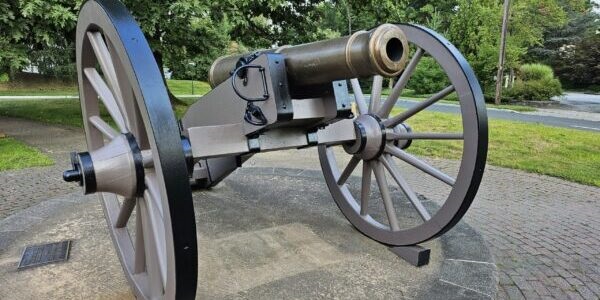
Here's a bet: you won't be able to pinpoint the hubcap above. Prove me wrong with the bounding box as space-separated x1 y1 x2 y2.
63 133 144 198
392 123 412 149
343 114 386 160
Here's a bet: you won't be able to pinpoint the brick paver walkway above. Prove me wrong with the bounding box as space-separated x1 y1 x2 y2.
1 117 599 299
468 167 600 299
0 118 84 218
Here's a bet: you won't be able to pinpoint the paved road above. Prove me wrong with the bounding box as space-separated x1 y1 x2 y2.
555 92 600 113
396 99 600 132
1 118 599 299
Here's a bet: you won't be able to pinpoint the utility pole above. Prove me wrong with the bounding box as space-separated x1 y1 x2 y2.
345 1 352 35
494 0 511 105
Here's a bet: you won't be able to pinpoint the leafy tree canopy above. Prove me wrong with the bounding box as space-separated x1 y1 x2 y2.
0 0 81 79
0 0 596 92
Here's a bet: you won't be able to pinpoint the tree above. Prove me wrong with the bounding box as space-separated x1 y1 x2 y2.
123 0 231 82
0 0 232 103
552 31 600 89
210 0 342 49
447 0 571 92
0 0 81 80
527 1 599 88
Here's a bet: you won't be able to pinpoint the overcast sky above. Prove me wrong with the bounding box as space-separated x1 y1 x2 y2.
594 0 600 12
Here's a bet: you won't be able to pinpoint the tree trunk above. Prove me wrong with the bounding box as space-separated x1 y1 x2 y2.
153 50 186 106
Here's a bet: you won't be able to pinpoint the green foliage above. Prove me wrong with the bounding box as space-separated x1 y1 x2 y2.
0 73 9 83
211 0 341 49
552 32 600 89
507 63 563 100
0 0 230 82
519 63 556 81
123 0 231 81
0 0 590 91
507 78 563 100
447 0 572 91
0 0 81 79
520 1 598 90
406 56 449 94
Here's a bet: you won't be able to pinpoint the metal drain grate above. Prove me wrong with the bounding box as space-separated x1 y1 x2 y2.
18 240 71 270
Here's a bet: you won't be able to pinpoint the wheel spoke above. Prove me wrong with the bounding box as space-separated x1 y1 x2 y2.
107 37 143 145
145 173 164 218
350 79 368 115
383 85 455 128
386 132 463 140
369 75 383 113
115 197 136 228
141 150 154 168
139 196 167 294
378 48 424 117
386 145 455 186
380 155 431 221
84 67 127 132
337 156 361 185
87 32 125 108
371 160 400 231
360 162 371 216
134 201 146 274
89 115 118 139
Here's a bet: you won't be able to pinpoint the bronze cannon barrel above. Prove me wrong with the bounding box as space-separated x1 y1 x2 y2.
208 24 410 88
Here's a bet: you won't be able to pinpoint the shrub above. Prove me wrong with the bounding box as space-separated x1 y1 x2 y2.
506 64 563 101
0 73 8 83
406 56 449 95
507 78 563 101
519 63 555 81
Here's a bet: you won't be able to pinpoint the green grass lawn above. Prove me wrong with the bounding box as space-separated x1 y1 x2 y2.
0 99 86 127
166 80 211 95
393 108 600 187
378 88 536 112
0 99 188 127
1 99 597 187
0 137 53 171
0 79 210 97
0 84 79 96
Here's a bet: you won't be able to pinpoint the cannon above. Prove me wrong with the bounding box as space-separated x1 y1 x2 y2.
62 0 488 298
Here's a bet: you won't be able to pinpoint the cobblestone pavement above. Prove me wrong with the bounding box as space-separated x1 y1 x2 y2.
249 150 600 299
1 118 600 299
0 118 85 219
468 168 600 300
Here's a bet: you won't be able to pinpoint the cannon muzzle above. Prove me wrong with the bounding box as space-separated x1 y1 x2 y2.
208 24 409 88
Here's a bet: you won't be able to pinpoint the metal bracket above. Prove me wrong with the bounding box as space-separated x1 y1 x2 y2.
389 244 430 267
332 80 353 119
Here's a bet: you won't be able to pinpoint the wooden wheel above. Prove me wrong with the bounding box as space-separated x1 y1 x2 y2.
319 24 488 246
73 0 197 298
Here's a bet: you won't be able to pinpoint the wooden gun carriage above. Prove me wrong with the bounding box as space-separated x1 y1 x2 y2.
62 0 488 298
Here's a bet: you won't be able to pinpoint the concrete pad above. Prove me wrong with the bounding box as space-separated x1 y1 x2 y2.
0 167 496 299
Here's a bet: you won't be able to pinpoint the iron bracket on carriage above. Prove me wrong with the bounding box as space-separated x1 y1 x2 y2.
62 0 488 298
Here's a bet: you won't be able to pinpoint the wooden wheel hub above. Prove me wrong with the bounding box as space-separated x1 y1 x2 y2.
64 133 144 198
343 114 386 160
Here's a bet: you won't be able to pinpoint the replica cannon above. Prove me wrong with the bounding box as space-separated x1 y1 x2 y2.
63 0 488 298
